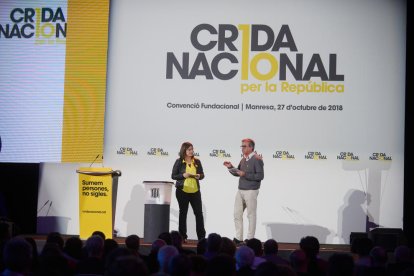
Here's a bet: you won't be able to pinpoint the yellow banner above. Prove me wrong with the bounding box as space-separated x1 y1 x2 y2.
61 0 110 162
78 167 113 239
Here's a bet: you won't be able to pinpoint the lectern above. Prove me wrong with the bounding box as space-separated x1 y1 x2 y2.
76 168 121 239
143 181 174 243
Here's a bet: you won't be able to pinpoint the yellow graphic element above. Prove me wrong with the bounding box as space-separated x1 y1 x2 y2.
238 24 250 80
61 0 110 162
78 167 113 239
250 53 279 81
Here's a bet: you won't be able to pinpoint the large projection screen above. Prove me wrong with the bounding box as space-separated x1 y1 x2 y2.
102 0 406 243
0 0 109 163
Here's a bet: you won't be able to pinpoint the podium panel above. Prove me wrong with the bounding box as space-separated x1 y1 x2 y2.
77 168 121 239
143 181 173 243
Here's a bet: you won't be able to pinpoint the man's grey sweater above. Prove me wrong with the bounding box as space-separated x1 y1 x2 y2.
230 157 264 190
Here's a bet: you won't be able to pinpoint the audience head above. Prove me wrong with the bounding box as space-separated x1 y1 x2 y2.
255 261 279 276
246 238 263 257
170 230 184 249
197 238 207 255
394 245 411 263
263 239 279 255
328 253 354 276
125 234 140 251
206 254 236 276
151 238 166 254
189 255 208 275
85 234 104 258
235 245 254 269
219 237 236 257
158 231 172 245
299 236 320 259
104 238 119 258
92 230 106 240
351 237 373 256
370 246 388 267
106 255 149 276
289 249 307 273
63 236 83 260
206 233 222 253
168 254 191 276
157 245 179 272
46 231 64 250
2 237 32 273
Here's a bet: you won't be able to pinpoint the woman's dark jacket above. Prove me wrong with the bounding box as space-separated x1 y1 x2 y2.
171 158 205 190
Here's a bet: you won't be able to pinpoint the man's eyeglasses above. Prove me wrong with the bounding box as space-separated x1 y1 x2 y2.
240 145 248 148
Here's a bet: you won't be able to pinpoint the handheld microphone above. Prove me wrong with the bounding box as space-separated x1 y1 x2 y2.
46 201 53 216
101 155 104 168
89 154 100 167
37 200 49 214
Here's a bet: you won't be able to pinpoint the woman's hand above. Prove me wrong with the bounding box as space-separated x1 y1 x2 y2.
183 173 191 178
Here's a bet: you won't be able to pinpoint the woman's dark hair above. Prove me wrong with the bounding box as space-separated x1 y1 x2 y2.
179 142 193 160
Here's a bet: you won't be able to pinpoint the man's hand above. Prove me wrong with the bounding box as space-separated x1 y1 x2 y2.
237 170 245 177
223 161 233 168
254 153 263 160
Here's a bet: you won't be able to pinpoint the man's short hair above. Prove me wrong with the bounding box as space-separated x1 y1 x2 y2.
242 138 255 150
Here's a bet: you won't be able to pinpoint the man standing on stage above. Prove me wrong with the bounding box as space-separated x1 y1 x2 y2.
223 138 264 244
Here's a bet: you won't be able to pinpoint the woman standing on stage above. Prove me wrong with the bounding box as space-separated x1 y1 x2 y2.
171 142 206 242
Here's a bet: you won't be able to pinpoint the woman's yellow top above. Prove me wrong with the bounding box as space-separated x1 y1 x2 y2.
183 159 198 193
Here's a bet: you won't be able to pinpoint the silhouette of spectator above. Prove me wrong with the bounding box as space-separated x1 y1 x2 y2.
63 236 83 261
289 249 308 275
157 245 179 273
219 237 237 257
46 231 64 249
106 255 149 276
328 253 354 276
1 237 32 275
38 242 72 275
197 237 207 255
125 234 148 261
388 245 414 275
246 238 266 269
204 233 222 260
92 230 106 240
145 238 166 274
235 245 255 275
262 239 289 266
255 261 279 276
125 234 140 254
171 230 194 255
24 237 39 274
356 245 388 276
168 254 191 276
189 254 208 276
364 246 388 275
75 234 105 275
352 237 374 267
299 236 327 276
206 254 236 276
105 247 135 273
158 231 172 245
103 238 119 262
